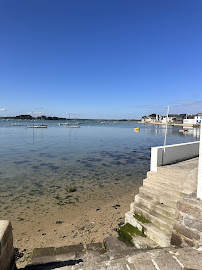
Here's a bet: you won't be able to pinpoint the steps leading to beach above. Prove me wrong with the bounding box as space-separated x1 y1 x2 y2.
21 240 202 270
125 158 198 247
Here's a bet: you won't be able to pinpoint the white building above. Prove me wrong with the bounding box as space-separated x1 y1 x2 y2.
195 113 202 124
183 113 202 125
141 114 164 123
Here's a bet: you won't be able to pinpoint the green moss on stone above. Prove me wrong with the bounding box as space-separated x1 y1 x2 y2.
134 213 150 224
118 223 146 246
68 187 76 193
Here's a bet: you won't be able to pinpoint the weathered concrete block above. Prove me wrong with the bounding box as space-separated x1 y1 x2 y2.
0 257 15 270
0 243 15 265
0 220 15 270
151 249 182 270
173 223 200 241
172 194 202 248
175 247 202 269
184 216 202 232
0 220 12 248
31 244 85 265
177 198 202 219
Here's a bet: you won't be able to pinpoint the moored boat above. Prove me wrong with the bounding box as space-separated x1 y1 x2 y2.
27 124 48 128
10 123 23 126
179 128 188 132
58 122 70 126
65 125 80 128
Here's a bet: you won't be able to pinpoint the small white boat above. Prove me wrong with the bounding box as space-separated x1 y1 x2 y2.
58 122 70 126
10 123 23 126
65 125 80 128
27 124 48 128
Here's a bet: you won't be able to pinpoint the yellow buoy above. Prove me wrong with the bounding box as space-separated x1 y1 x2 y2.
134 128 140 132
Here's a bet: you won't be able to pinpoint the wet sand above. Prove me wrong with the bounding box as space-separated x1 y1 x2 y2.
2 178 142 268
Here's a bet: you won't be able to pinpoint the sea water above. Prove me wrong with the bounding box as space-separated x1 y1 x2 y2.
0 120 199 218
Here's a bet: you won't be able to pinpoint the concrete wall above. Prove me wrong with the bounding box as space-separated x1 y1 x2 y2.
0 220 15 270
171 192 202 248
197 126 202 199
150 141 200 172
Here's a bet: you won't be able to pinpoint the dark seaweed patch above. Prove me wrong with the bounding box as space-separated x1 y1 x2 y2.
32 166 39 169
46 154 55 158
49 165 60 171
14 160 30 165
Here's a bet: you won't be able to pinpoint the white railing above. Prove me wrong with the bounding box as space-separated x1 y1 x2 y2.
150 141 200 172
197 127 202 199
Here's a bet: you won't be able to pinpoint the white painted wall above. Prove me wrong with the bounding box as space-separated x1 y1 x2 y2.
150 141 200 172
183 119 195 125
197 127 202 199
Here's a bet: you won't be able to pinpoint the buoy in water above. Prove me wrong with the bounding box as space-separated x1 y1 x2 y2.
134 128 140 132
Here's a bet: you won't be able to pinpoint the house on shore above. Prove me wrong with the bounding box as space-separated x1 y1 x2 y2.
141 113 188 124
167 114 187 123
183 113 202 125
141 114 164 123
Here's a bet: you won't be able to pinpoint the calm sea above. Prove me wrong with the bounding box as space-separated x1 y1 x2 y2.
0 120 199 179
0 120 199 211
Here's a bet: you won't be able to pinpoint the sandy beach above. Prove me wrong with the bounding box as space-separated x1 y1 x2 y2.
3 179 142 268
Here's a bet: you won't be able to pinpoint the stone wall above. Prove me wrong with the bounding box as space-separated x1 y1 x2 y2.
171 192 202 248
0 220 15 270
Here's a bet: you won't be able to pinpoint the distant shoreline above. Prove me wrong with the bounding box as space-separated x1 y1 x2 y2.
0 116 140 121
137 121 200 128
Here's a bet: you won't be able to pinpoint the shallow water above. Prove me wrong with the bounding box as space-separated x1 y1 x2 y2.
0 120 199 219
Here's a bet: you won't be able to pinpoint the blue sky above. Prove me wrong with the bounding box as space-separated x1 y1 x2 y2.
0 0 201 119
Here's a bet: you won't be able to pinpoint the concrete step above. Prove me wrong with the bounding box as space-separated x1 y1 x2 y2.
144 178 193 195
25 246 202 270
145 175 196 193
154 203 176 220
143 180 186 198
147 169 186 179
132 235 159 249
125 211 171 247
148 164 197 177
147 170 197 183
134 194 176 220
133 203 173 234
151 169 198 185
139 186 179 208
146 173 188 185
134 194 156 211
140 184 181 202
147 171 157 178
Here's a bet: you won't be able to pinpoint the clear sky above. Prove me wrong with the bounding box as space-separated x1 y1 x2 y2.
0 0 201 119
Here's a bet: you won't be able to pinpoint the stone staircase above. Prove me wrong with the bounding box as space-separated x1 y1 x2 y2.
125 158 198 248
19 236 202 269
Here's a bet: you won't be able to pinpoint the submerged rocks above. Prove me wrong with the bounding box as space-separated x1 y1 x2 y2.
68 187 77 193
